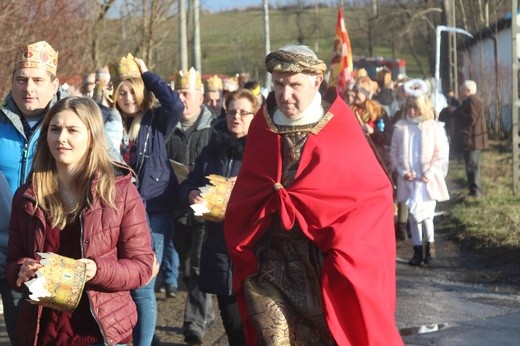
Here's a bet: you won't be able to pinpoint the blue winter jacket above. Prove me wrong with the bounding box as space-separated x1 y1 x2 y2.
0 92 62 196
132 71 183 214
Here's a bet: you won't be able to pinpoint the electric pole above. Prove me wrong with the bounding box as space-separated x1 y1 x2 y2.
512 0 520 194
179 0 188 71
193 0 201 73
263 0 271 90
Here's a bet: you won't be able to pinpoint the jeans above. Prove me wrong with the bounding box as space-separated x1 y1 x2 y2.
131 213 173 346
161 233 180 287
0 278 22 345
463 150 482 196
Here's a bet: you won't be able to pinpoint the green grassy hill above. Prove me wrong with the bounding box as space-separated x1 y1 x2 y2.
156 5 428 83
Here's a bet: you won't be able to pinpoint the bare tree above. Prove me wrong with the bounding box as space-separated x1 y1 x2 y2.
0 0 95 96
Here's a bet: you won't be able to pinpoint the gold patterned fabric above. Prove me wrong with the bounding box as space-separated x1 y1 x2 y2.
243 121 336 345
265 50 327 75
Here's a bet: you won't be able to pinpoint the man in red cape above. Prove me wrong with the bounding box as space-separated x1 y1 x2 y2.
224 44 403 345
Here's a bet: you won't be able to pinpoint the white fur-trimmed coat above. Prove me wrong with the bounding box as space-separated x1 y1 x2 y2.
390 118 450 203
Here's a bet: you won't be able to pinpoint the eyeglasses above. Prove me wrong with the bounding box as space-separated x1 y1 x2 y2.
226 110 254 117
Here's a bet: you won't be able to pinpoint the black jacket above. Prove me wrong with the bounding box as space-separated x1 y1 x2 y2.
178 121 246 295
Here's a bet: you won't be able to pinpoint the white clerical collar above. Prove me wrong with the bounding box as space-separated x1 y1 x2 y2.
273 92 324 126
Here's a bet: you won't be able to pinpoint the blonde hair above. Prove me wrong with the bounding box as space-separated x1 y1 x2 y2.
113 77 157 141
32 97 118 228
404 94 434 121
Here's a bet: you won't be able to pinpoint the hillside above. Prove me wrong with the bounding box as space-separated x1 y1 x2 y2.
152 5 429 82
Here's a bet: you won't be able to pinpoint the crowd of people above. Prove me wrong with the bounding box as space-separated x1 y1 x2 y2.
0 39 489 346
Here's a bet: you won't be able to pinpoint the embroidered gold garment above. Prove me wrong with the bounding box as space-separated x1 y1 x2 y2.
243 122 335 345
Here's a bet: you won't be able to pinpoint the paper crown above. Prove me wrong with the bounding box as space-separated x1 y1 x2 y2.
15 41 58 76
223 76 239 92
108 53 141 86
175 67 203 91
205 75 223 92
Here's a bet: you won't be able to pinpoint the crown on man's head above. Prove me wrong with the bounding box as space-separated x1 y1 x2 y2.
15 41 58 76
174 67 203 92
223 76 239 92
205 75 223 92
108 53 141 86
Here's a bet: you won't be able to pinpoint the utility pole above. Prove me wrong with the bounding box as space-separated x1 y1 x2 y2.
444 0 458 98
179 0 188 71
193 0 201 72
263 0 271 90
512 0 520 194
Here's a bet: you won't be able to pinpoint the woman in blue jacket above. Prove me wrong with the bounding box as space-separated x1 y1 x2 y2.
111 55 183 345
179 89 258 345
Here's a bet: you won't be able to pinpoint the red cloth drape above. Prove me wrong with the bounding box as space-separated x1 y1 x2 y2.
224 89 403 345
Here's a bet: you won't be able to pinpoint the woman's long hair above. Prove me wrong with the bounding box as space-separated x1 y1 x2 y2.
404 94 434 121
32 97 117 228
113 77 157 141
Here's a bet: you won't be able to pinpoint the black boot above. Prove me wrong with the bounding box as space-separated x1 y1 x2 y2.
395 223 408 241
424 242 435 264
408 246 423 266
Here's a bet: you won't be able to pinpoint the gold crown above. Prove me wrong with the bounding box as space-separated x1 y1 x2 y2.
205 75 223 92
223 76 239 92
108 53 141 86
15 41 58 76
174 67 203 91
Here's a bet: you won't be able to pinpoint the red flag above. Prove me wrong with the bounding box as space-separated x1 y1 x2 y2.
329 7 353 95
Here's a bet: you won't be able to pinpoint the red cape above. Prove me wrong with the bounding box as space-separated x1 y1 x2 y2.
224 89 403 345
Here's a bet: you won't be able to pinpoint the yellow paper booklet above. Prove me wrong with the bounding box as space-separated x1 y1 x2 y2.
170 159 189 181
190 174 235 222
24 252 87 313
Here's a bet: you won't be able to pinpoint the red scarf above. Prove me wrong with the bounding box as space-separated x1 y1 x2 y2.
224 89 403 345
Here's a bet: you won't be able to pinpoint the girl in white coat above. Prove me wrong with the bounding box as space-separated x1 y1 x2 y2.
390 89 450 266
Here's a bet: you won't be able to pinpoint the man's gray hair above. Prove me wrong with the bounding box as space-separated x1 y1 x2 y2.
463 80 477 95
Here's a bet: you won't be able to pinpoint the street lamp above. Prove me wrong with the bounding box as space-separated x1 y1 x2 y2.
434 25 473 108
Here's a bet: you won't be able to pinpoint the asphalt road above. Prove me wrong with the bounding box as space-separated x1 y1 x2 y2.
0 204 519 345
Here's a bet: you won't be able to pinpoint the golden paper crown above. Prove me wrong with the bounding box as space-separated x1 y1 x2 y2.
205 75 223 92
15 41 58 76
108 53 141 86
223 76 239 92
175 67 203 91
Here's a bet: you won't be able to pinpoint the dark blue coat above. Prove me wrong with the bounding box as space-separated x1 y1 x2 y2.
134 71 183 214
179 121 245 295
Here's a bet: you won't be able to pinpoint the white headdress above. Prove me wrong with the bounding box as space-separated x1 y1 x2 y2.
403 79 429 97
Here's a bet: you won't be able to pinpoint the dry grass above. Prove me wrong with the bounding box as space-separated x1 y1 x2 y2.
445 145 520 251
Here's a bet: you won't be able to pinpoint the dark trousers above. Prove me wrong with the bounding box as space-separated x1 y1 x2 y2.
174 219 214 336
217 294 246 346
463 150 482 196
0 278 22 345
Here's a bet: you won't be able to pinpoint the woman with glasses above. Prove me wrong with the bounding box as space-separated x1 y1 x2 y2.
178 89 259 345
390 82 450 266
